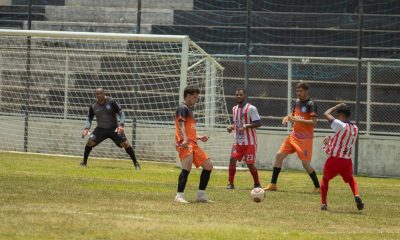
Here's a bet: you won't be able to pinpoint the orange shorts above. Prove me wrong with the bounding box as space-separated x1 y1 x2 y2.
278 135 313 161
176 143 209 168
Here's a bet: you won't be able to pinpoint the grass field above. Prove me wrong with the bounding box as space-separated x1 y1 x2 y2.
0 152 399 240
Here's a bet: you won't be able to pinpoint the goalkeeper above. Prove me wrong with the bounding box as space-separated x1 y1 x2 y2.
80 88 140 170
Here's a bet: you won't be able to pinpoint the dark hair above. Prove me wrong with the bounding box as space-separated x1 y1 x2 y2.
183 86 200 98
235 88 246 94
296 81 309 91
336 104 351 117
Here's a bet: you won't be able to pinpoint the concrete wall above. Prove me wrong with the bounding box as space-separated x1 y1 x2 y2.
27 21 152 34
0 115 399 177
65 0 194 10
45 6 174 24
0 0 12 5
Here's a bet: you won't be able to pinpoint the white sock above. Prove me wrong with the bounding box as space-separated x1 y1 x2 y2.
197 190 205 196
176 192 185 198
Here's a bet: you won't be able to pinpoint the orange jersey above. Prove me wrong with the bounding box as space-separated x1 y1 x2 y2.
175 103 197 145
291 98 317 139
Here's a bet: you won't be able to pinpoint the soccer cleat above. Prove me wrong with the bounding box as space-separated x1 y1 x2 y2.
264 183 277 191
321 204 328 211
196 192 214 203
134 162 141 170
226 183 235 190
355 196 364 210
254 183 262 189
80 161 87 167
174 195 189 204
313 187 321 194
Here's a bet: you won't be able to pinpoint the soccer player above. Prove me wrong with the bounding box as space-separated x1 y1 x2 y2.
174 86 213 203
80 88 140 170
320 103 364 211
226 88 262 190
264 81 320 192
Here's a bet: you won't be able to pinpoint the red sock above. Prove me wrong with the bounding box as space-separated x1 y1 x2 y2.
321 176 329 205
228 164 236 184
248 164 260 185
347 176 359 196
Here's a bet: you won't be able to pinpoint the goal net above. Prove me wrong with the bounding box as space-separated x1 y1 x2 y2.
0 30 232 167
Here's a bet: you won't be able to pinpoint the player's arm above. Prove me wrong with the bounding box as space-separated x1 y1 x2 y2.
288 116 317 126
324 103 346 123
82 106 94 138
112 100 125 134
238 106 262 133
282 105 295 125
227 106 235 133
179 121 189 148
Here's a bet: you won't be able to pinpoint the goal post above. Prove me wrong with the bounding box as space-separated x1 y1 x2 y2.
0 30 232 167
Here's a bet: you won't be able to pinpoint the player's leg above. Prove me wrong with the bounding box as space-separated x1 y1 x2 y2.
294 137 320 192
227 144 242 189
175 149 193 203
265 137 293 191
264 151 288 191
301 160 320 192
81 128 105 166
227 158 237 189
194 146 213 203
320 156 336 210
340 159 364 210
244 145 261 188
110 131 140 170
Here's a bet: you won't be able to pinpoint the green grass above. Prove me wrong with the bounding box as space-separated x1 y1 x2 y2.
0 152 399 240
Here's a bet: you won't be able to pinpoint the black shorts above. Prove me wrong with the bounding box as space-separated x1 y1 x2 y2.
89 127 127 147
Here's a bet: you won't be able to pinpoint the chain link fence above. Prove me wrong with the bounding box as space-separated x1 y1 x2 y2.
216 55 399 136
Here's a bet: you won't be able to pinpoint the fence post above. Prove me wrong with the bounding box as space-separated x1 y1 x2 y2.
366 61 371 135
354 0 364 175
287 58 292 133
63 55 70 119
136 0 141 34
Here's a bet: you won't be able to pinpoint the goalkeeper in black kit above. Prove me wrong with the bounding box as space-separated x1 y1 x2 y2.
80 88 141 170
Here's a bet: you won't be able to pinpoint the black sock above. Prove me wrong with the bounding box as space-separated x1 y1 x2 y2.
271 167 281 184
199 169 212 191
125 146 138 164
83 146 93 164
309 171 320 188
178 169 190 193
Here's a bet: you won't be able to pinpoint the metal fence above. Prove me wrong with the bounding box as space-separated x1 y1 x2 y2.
216 55 400 136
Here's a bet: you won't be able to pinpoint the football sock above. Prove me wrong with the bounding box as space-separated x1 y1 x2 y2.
228 163 236 184
271 167 281 184
199 169 212 191
309 171 320 188
247 164 260 185
83 146 93 164
125 146 138 164
347 176 359 196
321 176 329 205
177 169 190 193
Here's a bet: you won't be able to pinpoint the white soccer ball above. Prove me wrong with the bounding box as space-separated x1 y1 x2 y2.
250 187 265 203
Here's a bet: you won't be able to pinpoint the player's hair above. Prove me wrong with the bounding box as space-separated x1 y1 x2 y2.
296 81 309 91
95 87 104 93
183 86 200 98
336 104 351 117
235 88 246 94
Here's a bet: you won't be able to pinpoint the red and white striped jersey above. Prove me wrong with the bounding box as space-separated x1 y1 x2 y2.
232 103 261 145
324 119 358 159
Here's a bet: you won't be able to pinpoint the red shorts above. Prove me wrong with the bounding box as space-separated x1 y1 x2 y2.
278 135 313 161
323 156 353 183
230 144 256 164
176 143 208 168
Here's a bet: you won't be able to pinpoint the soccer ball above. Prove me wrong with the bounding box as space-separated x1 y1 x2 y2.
250 187 265 203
